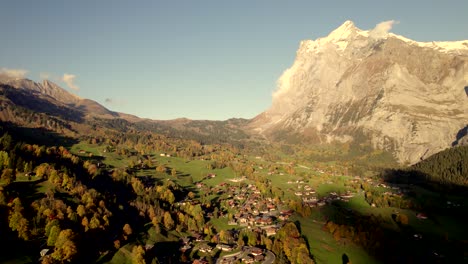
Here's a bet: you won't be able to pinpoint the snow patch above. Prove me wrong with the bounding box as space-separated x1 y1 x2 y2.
391 33 468 53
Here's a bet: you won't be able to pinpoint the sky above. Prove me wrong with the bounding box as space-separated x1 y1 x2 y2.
1 0 467 120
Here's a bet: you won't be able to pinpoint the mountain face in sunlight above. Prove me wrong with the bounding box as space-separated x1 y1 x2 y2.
1 78 116 118
250 20 468 164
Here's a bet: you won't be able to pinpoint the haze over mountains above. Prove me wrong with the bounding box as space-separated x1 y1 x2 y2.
1 20 467 164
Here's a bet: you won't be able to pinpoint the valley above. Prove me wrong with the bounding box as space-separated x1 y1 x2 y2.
0 15 467 264
0 126 466 263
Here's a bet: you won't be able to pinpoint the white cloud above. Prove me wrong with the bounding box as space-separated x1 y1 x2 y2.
0 67 28 79
369 20 399 40
62 73 80 91
39 72 52 80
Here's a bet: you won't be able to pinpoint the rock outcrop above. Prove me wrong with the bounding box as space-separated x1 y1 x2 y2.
251 21 468 164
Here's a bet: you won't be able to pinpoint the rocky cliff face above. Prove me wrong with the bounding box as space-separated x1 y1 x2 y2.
251 21 468 164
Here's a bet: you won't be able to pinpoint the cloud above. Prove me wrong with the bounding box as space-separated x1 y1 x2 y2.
0 67 28 79
369 20 399 40
39 72 53 80
62 73 80 91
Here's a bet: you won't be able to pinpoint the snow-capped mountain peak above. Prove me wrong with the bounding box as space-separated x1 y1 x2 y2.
326 20 361 41
251 20 468 164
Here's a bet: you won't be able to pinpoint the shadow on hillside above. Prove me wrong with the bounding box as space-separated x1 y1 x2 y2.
452 125 467 146
380 168 468 194
6 179 48 202
0 121 79 148
316 169 468 263
319 200 467 263
147 241 181 263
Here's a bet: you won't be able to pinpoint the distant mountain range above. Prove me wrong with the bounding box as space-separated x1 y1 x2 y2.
0 77 250 145
1 20 467 163
250 21 468 164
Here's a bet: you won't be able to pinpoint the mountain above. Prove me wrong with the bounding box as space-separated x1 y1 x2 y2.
1 78 118 118
250 20 468 164
0 78 251 145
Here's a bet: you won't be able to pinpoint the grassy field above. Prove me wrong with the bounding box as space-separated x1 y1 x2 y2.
293 215 378 264
71 142 129 168
68 141 467 263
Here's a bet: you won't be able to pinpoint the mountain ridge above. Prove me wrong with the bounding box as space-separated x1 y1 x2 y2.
250 20 468 164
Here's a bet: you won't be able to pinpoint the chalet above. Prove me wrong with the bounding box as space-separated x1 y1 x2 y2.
145 244 154 250
278 214 289 221
198 244 213 253
180 244 192 252
256 216 273 226
193 233 204 242
281 210 294 215
216 244 234 252
265 226 277 236
40 249 50 257
254 254 265 262
239 217 248 224
250 247 264 256
242 256 255 264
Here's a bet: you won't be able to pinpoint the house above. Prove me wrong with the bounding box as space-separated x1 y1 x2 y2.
216 244 234 252
256 216 273 226
180 244 192 252
265 226 277 236
198 244 213 253
40 249 50 257
145 244 154 250
254 254 265 262
242 256 255 264
250 247 264 256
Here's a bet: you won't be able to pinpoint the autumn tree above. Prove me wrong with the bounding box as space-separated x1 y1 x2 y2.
163 211 175 230
52 229 77 262
47 225 61 246
8 198 29 240
123 223 133 239
1 168 15 185
132 245 146 264
156 165 166 173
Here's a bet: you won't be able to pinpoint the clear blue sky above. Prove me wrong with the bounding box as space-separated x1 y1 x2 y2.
2 0 467 120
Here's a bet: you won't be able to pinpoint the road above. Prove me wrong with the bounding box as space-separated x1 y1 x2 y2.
263 250 275 264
